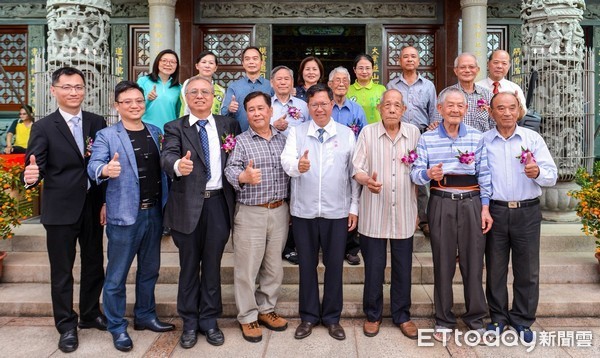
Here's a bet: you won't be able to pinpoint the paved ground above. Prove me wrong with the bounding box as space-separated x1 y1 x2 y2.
0 316 599 357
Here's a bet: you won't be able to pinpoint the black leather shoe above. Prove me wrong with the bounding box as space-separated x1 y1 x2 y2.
58 328 79 353
180 330 198 349
327 323 346 340
200 327 225 346
294 321 316 339
112 331 133 352
134 318 175 332
78 314 108 331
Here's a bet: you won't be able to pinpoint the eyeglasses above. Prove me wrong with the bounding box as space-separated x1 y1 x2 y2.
309 101 331 110
355 66 372 72
160 59 178 65
186 89 213 98
331 78 349 84
53 85 85 93
117 99 145 106
457 65 478 71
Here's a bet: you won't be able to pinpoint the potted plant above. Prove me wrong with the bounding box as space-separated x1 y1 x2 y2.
0 156 38 278
568 161 600 262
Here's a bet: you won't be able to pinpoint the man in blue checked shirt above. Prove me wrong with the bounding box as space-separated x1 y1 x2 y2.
410 87 493 343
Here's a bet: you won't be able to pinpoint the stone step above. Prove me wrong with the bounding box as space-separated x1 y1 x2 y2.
0 282 598 318
0 222 595 253
2 251 598 285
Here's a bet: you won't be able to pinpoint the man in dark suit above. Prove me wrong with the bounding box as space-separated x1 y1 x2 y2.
161 76 241 349
23 67 107 353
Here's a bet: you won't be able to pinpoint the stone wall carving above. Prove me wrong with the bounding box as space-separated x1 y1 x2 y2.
112 2 149 18
0 3 46 18
200 2 436 19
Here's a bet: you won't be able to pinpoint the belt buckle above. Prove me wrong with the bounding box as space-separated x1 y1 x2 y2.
508 201 519 209
450 193 461 200
204 191 211 199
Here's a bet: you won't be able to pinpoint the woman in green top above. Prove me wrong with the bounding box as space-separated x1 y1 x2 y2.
180 50 225 116
4 105 34 154
347 53 386 124
137 49 182 131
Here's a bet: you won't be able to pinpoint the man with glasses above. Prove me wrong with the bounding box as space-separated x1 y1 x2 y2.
87 81 174 352
161 76 241 349
281 84 360 341
23 67 107 353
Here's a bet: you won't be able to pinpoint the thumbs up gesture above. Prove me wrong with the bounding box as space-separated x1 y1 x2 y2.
102 152 121 178
298 150 310 173
239 159 262 185
366 171 383 194
24 154 39 185
228 94 239 113
273 113 289 132
148 84 157 101
524 152 539 179
428 162 444 181
178 150 194 176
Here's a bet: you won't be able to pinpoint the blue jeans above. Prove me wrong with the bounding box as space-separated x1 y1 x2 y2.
103 206 162 334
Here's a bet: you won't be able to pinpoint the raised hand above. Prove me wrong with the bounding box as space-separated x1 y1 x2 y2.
24 154 39 185
273 114 289 132
178 150 194 176
148 84 157 101
239 159 262 185
524 152 539 179
298 150 310 173
102 152 121 178
366 171 382 194
228 95 239 113
428 162 444 181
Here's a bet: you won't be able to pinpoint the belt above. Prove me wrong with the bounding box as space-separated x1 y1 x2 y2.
204 189 223 199
430 175 478 189
431 190 480 200
491 198 540 208
255 200 285 209
140 199 158 209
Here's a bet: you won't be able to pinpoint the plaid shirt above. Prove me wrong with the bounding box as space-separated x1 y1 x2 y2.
434 83 495 133
224 126 289 205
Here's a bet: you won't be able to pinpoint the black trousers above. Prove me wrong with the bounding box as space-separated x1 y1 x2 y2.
486 202 541 327
361 235 413 325
292 216 347 325
44 193 104 334
283 225 360 256
171 194 230 332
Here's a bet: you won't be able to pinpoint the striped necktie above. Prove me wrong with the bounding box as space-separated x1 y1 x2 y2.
197 120 211 180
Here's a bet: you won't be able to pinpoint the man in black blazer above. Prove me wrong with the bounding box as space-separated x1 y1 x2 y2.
23 67 107 353
161 76 241 349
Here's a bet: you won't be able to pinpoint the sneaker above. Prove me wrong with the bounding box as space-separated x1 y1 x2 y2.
433 325 453 343
486 322 507 338
258 312 288 331
345 253 360 265
239 321 262 343
512 325 534 343
283 251 299 265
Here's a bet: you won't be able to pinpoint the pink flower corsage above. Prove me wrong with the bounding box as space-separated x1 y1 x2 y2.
347 121 361 136
221 133 236 153
456 149 475 165
85 137 93 157
288 106 302 120
401 149 418 166
476 98 488 111
516 146 536 164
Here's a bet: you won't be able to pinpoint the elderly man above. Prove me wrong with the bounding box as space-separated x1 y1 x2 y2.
483 92 557 343
88 81 174 352
476 50 527 112
386 45 438 237
433 53 494 133
270 65 309 135
281 84 359 341
352 89 420 339
328 66 367 265
410 87 493 342
224 91 290 343
221 46 273 131
161 77 241 349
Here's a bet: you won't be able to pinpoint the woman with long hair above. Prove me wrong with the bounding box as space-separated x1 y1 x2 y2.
294 56 324 102
4 105 34 154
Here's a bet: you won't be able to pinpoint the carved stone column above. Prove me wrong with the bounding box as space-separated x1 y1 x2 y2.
521 0 587 221
148 0 177 63
460 0 488 80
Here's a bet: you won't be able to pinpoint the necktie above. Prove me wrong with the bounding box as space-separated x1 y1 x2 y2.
197 120 211 180
70 116 84 155
317 128 325 143
492 81 500 95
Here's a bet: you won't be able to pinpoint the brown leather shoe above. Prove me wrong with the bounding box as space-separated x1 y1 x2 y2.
258 312 288 331
327 323 346 340
294 321 316 339
239 321 262 343
363 320 381 337
400 320 418 340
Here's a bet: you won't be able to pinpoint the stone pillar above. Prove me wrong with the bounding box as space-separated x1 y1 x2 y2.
460 0 488 81
148 0 177 64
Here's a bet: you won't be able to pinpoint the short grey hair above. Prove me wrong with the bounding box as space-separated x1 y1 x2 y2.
270 65 294 79
437 87 467 105
379 88 405 106
328 66 351 82
453 52 479 68
185 75 212 93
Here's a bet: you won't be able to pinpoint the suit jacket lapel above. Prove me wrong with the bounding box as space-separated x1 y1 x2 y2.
182 117 206 167
215 117 227 169
82 111 91 146
53 110 83 161
116 121 139 179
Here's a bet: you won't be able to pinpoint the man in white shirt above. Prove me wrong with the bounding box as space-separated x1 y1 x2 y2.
476 50 527 112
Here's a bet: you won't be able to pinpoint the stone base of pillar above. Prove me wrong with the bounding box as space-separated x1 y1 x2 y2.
540 181 580 222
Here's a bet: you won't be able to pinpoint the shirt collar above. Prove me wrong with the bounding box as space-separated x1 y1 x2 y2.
352 79 374 90
59 108 83 123
333 98 351 110
398 73 424 85
490 123 522 141
249 124 280 139
308 118 337 137
244 75 266 85
188 112 215 128
438 121 468 139
376 121 409 140
272 95 294 106
456 82 484 95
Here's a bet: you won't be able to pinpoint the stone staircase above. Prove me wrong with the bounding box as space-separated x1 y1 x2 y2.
0 223 599 318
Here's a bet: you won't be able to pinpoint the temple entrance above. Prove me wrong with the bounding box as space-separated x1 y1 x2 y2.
272 25 366 85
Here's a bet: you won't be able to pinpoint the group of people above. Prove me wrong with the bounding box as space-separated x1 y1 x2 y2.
19 45 557 353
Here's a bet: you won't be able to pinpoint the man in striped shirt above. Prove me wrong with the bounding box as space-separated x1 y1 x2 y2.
410 87 493 343
352 89 421 339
